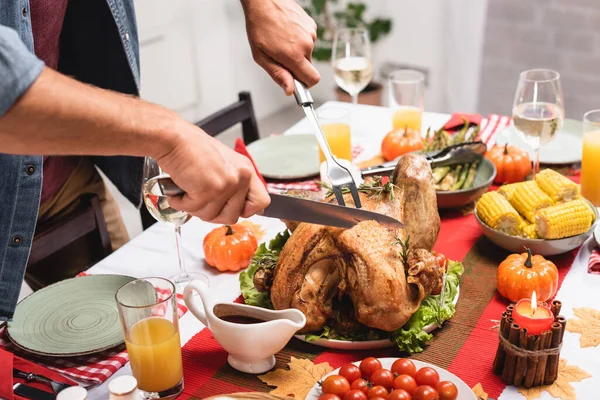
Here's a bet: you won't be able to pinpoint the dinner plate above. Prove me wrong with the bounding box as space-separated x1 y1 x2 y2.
7 274 135 357
294 286 459 350
246 135 320 180
306 357 476 400
594 220 600 247
495 118 583 164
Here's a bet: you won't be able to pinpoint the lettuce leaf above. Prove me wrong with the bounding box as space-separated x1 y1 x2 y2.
239 230 290 309
390 260 464 353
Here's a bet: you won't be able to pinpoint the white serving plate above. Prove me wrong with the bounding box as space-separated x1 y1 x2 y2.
306 357 476 400
294 286 459 350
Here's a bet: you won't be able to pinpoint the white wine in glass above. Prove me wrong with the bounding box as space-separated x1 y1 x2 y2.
143 157 209 291
332 28 372 105
511 69 564 175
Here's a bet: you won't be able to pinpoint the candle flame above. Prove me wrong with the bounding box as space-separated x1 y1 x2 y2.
531 291 537 316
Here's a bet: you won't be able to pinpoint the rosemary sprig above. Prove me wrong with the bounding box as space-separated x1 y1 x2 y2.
320 176 399 201
392 235 411 265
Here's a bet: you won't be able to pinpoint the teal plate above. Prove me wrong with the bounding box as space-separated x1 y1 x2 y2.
246 135 320 180
7 274 135 357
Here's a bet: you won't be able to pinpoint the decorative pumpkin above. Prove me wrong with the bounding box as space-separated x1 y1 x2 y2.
485 144 531 184
497 247 558 302
203 224 258 272
381 127 425 161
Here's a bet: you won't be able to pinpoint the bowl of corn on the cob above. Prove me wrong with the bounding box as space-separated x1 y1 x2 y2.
474 169 598 256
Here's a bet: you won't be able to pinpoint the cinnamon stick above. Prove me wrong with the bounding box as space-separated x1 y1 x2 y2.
507 303 515 313
493 313 510 375
513 327 529 387
523 334 540 388
502 323 521 384
544 322 563 385
551 300 562 317
556 316 567 341
533 330 551 386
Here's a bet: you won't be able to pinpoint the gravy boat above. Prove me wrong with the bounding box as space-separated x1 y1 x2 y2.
184 281 306 374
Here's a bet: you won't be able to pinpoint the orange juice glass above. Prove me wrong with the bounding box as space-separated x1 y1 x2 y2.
318 108 352 163
116 278 183 399
388 70 425 133
581 110 600 206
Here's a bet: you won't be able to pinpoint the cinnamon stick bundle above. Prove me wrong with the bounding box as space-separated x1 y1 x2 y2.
551 300 562 317
502 323 522 384
533 330 551 386
523 334 540 388
513 328 529 387
544 322 563 385
493 314 510 375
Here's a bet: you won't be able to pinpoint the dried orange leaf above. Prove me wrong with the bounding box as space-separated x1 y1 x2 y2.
472 382 488 400
566 307 600 348
258 357 333 400
517 359 591 400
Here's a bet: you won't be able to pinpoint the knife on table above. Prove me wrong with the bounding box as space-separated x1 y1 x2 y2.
156 178 404 230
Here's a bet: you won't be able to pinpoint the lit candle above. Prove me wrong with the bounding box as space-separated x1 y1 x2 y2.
511 291 554 335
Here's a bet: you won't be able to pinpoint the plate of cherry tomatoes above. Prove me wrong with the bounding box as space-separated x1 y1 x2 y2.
306 357 475 400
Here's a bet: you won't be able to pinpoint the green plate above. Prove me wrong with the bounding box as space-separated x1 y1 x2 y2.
7 274 135 357
247 135 320 179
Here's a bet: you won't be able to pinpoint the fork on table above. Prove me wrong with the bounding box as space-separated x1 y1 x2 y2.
292 80 362 208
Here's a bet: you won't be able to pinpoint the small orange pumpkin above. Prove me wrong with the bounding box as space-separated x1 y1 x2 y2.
485 144 531 184
497 247 558 302
381 127 425 161
203 224 258 272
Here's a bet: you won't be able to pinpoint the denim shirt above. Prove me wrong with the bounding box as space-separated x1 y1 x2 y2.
0 0 143 320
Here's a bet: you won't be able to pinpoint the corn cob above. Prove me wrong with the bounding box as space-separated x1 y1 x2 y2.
476 191 522 235
536 198 594 239
509 182 554 223
498 181 536 202
521 223 539 239
535 168 579 203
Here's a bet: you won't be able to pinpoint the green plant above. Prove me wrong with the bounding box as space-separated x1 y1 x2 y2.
302 0 393 62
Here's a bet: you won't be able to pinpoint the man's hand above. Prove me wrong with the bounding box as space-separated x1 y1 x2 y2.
241 0 320 95
155 123 270 225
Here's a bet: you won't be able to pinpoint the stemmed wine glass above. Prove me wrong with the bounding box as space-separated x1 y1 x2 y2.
512 69 564 175
142 157 209 290
331 28 373 105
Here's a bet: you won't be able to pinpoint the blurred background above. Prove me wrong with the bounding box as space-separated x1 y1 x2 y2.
111 0 600 237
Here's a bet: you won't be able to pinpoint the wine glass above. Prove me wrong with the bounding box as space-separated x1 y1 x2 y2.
142 157 209 290
512 69 564 175
331 28 373 105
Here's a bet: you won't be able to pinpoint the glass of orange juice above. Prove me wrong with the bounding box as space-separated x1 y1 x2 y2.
116 278 183 399
388 70 425 133
317 107 352 163
581 110 600 207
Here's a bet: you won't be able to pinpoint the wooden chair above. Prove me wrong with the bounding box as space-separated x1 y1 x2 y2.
25 194 112 290
140 91 260 230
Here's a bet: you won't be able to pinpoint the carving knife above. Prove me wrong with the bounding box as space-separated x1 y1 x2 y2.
155 178 404 229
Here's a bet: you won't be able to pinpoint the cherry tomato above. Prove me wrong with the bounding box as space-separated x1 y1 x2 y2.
434 252 448 271
369 368 394 390
339 364 362 383
366 385 388 398
322 375 351 397
342 389 368 400
436 381 458 400
350 378 369 394
412 385 439 400
360 357 383 380
391 358 417 378
318 395 341 400
393 374 417 395
388 389 412 400
367 397 387 400
415 367 440 388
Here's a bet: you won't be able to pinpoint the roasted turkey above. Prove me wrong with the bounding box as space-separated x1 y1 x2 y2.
257 154 443 333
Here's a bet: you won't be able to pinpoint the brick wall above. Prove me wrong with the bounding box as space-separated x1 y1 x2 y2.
478 0 600 119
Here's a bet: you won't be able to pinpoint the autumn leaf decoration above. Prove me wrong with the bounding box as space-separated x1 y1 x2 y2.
566 307 600 348
517 359 591 400
471 383 488 400
258 357 333 400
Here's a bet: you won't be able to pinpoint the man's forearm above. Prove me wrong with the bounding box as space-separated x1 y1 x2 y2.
0 67 180 159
